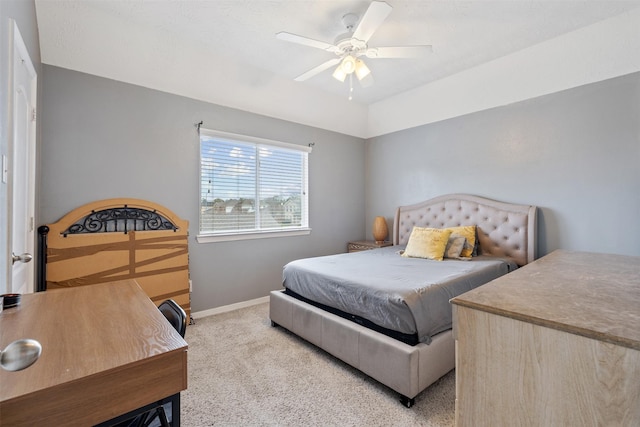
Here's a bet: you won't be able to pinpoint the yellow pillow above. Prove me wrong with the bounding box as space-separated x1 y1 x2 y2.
402 227 452 261
445 225 477 258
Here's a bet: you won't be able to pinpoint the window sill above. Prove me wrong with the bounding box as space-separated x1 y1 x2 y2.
196 228 311 243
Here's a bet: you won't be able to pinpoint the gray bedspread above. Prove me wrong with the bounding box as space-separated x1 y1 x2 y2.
283 245 517 344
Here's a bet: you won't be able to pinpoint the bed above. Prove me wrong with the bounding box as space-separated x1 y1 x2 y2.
36 198 191 319
269 194 537 407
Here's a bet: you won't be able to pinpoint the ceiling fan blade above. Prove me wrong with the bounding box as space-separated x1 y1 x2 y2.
365 45 433 59
352 1 393 43
294 58 341 81
276 32 339 53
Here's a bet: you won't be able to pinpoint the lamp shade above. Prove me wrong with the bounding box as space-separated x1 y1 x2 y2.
340 55 356 74
354 59 371 80
332 65 347 82
372 216 388 243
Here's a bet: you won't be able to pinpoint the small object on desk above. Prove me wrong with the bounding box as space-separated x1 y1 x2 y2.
0 293 21 308
347 240 393 253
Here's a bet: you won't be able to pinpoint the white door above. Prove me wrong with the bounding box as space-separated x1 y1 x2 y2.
10 21 37 295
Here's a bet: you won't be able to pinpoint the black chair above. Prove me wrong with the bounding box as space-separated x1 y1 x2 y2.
158 299 187 338
110 299 186 427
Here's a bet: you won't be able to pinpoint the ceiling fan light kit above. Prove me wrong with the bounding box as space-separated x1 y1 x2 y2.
332 63 347 82
354 59 371 80
276 1 432 99
340 55 356 74
332 55 364 82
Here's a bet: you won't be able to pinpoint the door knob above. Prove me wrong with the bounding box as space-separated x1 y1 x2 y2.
12 252 33 265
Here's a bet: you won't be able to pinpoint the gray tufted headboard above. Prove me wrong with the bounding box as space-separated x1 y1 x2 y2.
393 194 537 266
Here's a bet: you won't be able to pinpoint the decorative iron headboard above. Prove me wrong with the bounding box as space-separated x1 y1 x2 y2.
61 205 178 235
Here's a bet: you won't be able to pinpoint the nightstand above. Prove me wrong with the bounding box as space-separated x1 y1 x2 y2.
347 240 393 253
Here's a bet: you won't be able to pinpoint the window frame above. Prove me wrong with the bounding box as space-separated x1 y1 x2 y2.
196 128 311 243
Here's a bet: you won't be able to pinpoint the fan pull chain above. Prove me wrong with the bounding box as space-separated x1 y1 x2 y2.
348 73 354 101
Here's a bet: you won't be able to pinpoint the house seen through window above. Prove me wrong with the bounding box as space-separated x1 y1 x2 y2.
199 129 310 241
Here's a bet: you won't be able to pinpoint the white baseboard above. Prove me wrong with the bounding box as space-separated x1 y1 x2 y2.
191 295 270 319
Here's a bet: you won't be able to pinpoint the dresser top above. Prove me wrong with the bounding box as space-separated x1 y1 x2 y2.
451 250 640 350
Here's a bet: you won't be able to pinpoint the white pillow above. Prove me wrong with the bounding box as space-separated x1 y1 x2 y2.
444 234 468 259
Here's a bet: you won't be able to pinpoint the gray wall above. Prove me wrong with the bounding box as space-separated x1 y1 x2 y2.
365 71 640 257
0 0 41 292
40 65 366 312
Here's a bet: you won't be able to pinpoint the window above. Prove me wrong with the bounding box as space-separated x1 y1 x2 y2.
198 129 311 242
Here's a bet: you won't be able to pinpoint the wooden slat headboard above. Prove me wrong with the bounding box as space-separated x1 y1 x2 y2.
38 198 191 318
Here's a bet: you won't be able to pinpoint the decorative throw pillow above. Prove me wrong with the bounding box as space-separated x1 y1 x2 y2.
444 234 467 259
401 227 452 261
444 225 477 258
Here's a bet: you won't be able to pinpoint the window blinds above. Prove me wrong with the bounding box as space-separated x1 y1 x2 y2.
199 130 309 235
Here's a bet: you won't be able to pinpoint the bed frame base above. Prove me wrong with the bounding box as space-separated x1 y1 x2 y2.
270 319 418 408
269 290 455 406
271 318 419 407
400 396 416 408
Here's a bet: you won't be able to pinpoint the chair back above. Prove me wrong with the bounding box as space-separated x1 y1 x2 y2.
158 299 187 337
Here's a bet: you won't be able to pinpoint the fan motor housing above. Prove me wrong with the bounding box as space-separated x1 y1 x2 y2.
334 33 367 54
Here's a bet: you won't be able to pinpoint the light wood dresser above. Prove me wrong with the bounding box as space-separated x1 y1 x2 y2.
451 250 640 426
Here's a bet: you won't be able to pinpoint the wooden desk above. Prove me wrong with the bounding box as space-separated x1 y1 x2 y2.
451 250 640 426
0 280 188 426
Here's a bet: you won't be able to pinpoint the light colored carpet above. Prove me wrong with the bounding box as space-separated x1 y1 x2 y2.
182 302 455 426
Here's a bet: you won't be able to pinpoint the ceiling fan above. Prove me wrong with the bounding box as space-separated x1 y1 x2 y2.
276 1 432 94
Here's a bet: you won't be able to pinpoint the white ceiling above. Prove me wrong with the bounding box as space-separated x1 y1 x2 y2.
35 0 640 137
